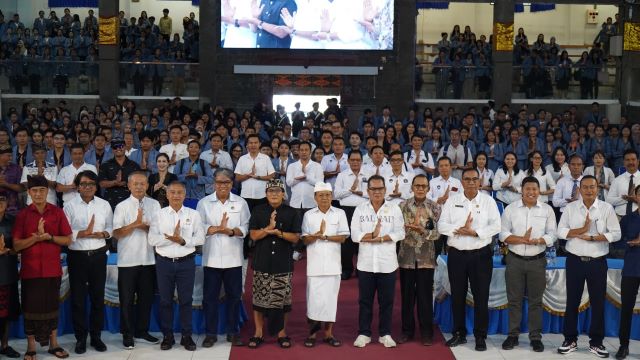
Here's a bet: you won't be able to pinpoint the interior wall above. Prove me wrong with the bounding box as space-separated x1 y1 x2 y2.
0 0 98 25
119 0 199 25
418 3 618 46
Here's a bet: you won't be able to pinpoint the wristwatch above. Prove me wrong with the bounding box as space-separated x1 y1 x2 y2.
590 235 594 241
234 19 240 28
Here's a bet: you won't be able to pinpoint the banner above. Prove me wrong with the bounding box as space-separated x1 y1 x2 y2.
98 16 118 45
494 22 514 52
624 22 640 51
48 0 98 7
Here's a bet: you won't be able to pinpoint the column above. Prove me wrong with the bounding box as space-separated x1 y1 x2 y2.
98 0 119 104
199 0 217 108
620 3 640 107
491 0 514 106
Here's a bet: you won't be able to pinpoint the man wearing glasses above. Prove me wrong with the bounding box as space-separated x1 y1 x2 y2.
98 139 141 210
197 168 250 348
63 170 113 354
351 174 405 348
438 168 501 351
385 151 415 206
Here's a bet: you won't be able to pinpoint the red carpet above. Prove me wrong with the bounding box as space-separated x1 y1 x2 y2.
230 259 455 360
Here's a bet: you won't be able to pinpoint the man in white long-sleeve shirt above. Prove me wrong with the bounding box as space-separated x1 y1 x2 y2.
556 175 621 358
149 181 205 352
286 141 324 210
606 149 639 217
351 174 405 349
438 168 501 352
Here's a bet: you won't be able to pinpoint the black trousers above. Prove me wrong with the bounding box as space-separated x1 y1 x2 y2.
118 265 155 338
152 75 163 96
244 198 266 257
619 276 640 346
563 253 607 346
400 267 434 338
133 73 145 96
340 205 358 275
156 255 196 337
447 245 492 339
67 248 107 341
358 270 396 337
203 266 243 336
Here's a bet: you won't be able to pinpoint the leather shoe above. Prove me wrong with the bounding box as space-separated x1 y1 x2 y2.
201 335 218 348
616 345 629 359
341 272 351 280
475 337 487 351
531 340 544 352
0 346 20 358
227 334 245 346
445 334 467 347
422 335 433 346
397 334 412 344
90 337 107 352
180 336 197 351
160 336 175 351
74 340 86 354
502 336 519 350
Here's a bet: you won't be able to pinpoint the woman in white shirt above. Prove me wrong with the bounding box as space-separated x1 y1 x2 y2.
525 150 556 204
545 147 571 183
474 151 494 195
583 150 615 201
493 151 524 205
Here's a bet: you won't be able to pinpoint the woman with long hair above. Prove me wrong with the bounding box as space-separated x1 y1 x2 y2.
474 151 494 194
147 153 178 208
478 130 504 172
492 151 524 205
526 150 556 204
545 146 571 182
583 150 615 201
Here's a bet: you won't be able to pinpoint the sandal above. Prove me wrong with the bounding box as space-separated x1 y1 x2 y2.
323 337 342 347
23 351 36 360
304 337 316 348
277 336 292 349
247 337 264 349
47 347 69 359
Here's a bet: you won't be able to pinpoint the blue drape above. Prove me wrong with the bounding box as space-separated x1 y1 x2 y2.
417 2 449 9
193 0 200 6
515 4 525 13
531 4 556 12
48 0 98 7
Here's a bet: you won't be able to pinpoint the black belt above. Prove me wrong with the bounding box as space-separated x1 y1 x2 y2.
569 253 606 262
509 251 546 261
69 245 107 256
155 252 195 263
451 245 491 254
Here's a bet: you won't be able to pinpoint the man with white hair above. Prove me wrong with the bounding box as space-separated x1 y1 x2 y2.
301 182 350 348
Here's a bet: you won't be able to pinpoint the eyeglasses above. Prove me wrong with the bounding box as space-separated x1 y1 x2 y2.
79 182 96 188
368 187 386 192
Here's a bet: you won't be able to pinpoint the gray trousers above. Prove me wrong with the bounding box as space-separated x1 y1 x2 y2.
505 253 547 340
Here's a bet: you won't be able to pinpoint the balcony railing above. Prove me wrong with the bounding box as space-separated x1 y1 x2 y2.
119 61 199 97
0 59 98 95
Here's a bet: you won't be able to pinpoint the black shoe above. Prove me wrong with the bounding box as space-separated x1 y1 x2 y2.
135 332 160 344
160 336 175 351
502 336 519 350
397 334 413 344
445 334 467 347
74 339 86 354
181 336 196 351
531 340 544 352
0 346 20 358
227 334 245 346
341 272 352 280
90 337 107 352
616 345 629 359
475 337 487 351
123 336 135 350
202 335 218 348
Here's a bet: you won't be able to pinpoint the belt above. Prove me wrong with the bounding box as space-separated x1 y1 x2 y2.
155 252 195 263
451 245 491 254
509 251 546 261
69 245 107 256
569 253 606 262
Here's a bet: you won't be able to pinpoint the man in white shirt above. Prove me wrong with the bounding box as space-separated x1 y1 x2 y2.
404 134 435 177
499 176 557 353
112 172 162 349
385 151 414 206
438 168 501 352
158 125 188 172
21 145 58 206
197 168 250 348
606 149 639 217
552 154 585 212
556 175 621 357
149 181 205 352
63 170 113 354
428 157 463 255
200 133 234 176
362 146 390 177
438 128 473 179
334 150 371 279
351 174 405 348
320 137 348 197
286 141 324 211
301 182 350 347
234 134 276 211
56 143 97 206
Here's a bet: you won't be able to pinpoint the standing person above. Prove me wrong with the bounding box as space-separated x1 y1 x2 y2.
247 179 301 349
300 182 349 347
286 141 324 212
149 181 205 351
63 170 113 354
147 153 178 208
128 131 159 173
351 175 405 348
427 157 463 255
404 134 435 177
557 175 621 357
385 150 415 206
13 175 73 360
56 143 97 206
438 168 501 351
616 184 640 360
98 139 141 209
397 174 441 346
438 128 473 179
173 140 214 201
158 8 172 42
606 149 639 217
0 192 20 359
20 144 58 206
334 150 370 280
159 125 188 172
553 154 585 213
197 168 250 348
499 176 557 353
0 146 23 216
235 134 276 210
321 137 349 192
112 172 161 349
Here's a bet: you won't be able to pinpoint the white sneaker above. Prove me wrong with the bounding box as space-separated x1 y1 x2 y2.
379 335 397 348
353 335 371 348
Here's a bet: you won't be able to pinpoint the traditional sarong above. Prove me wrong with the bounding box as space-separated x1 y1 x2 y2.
252 271 292 336
22 277 61 345
306 275 341 322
